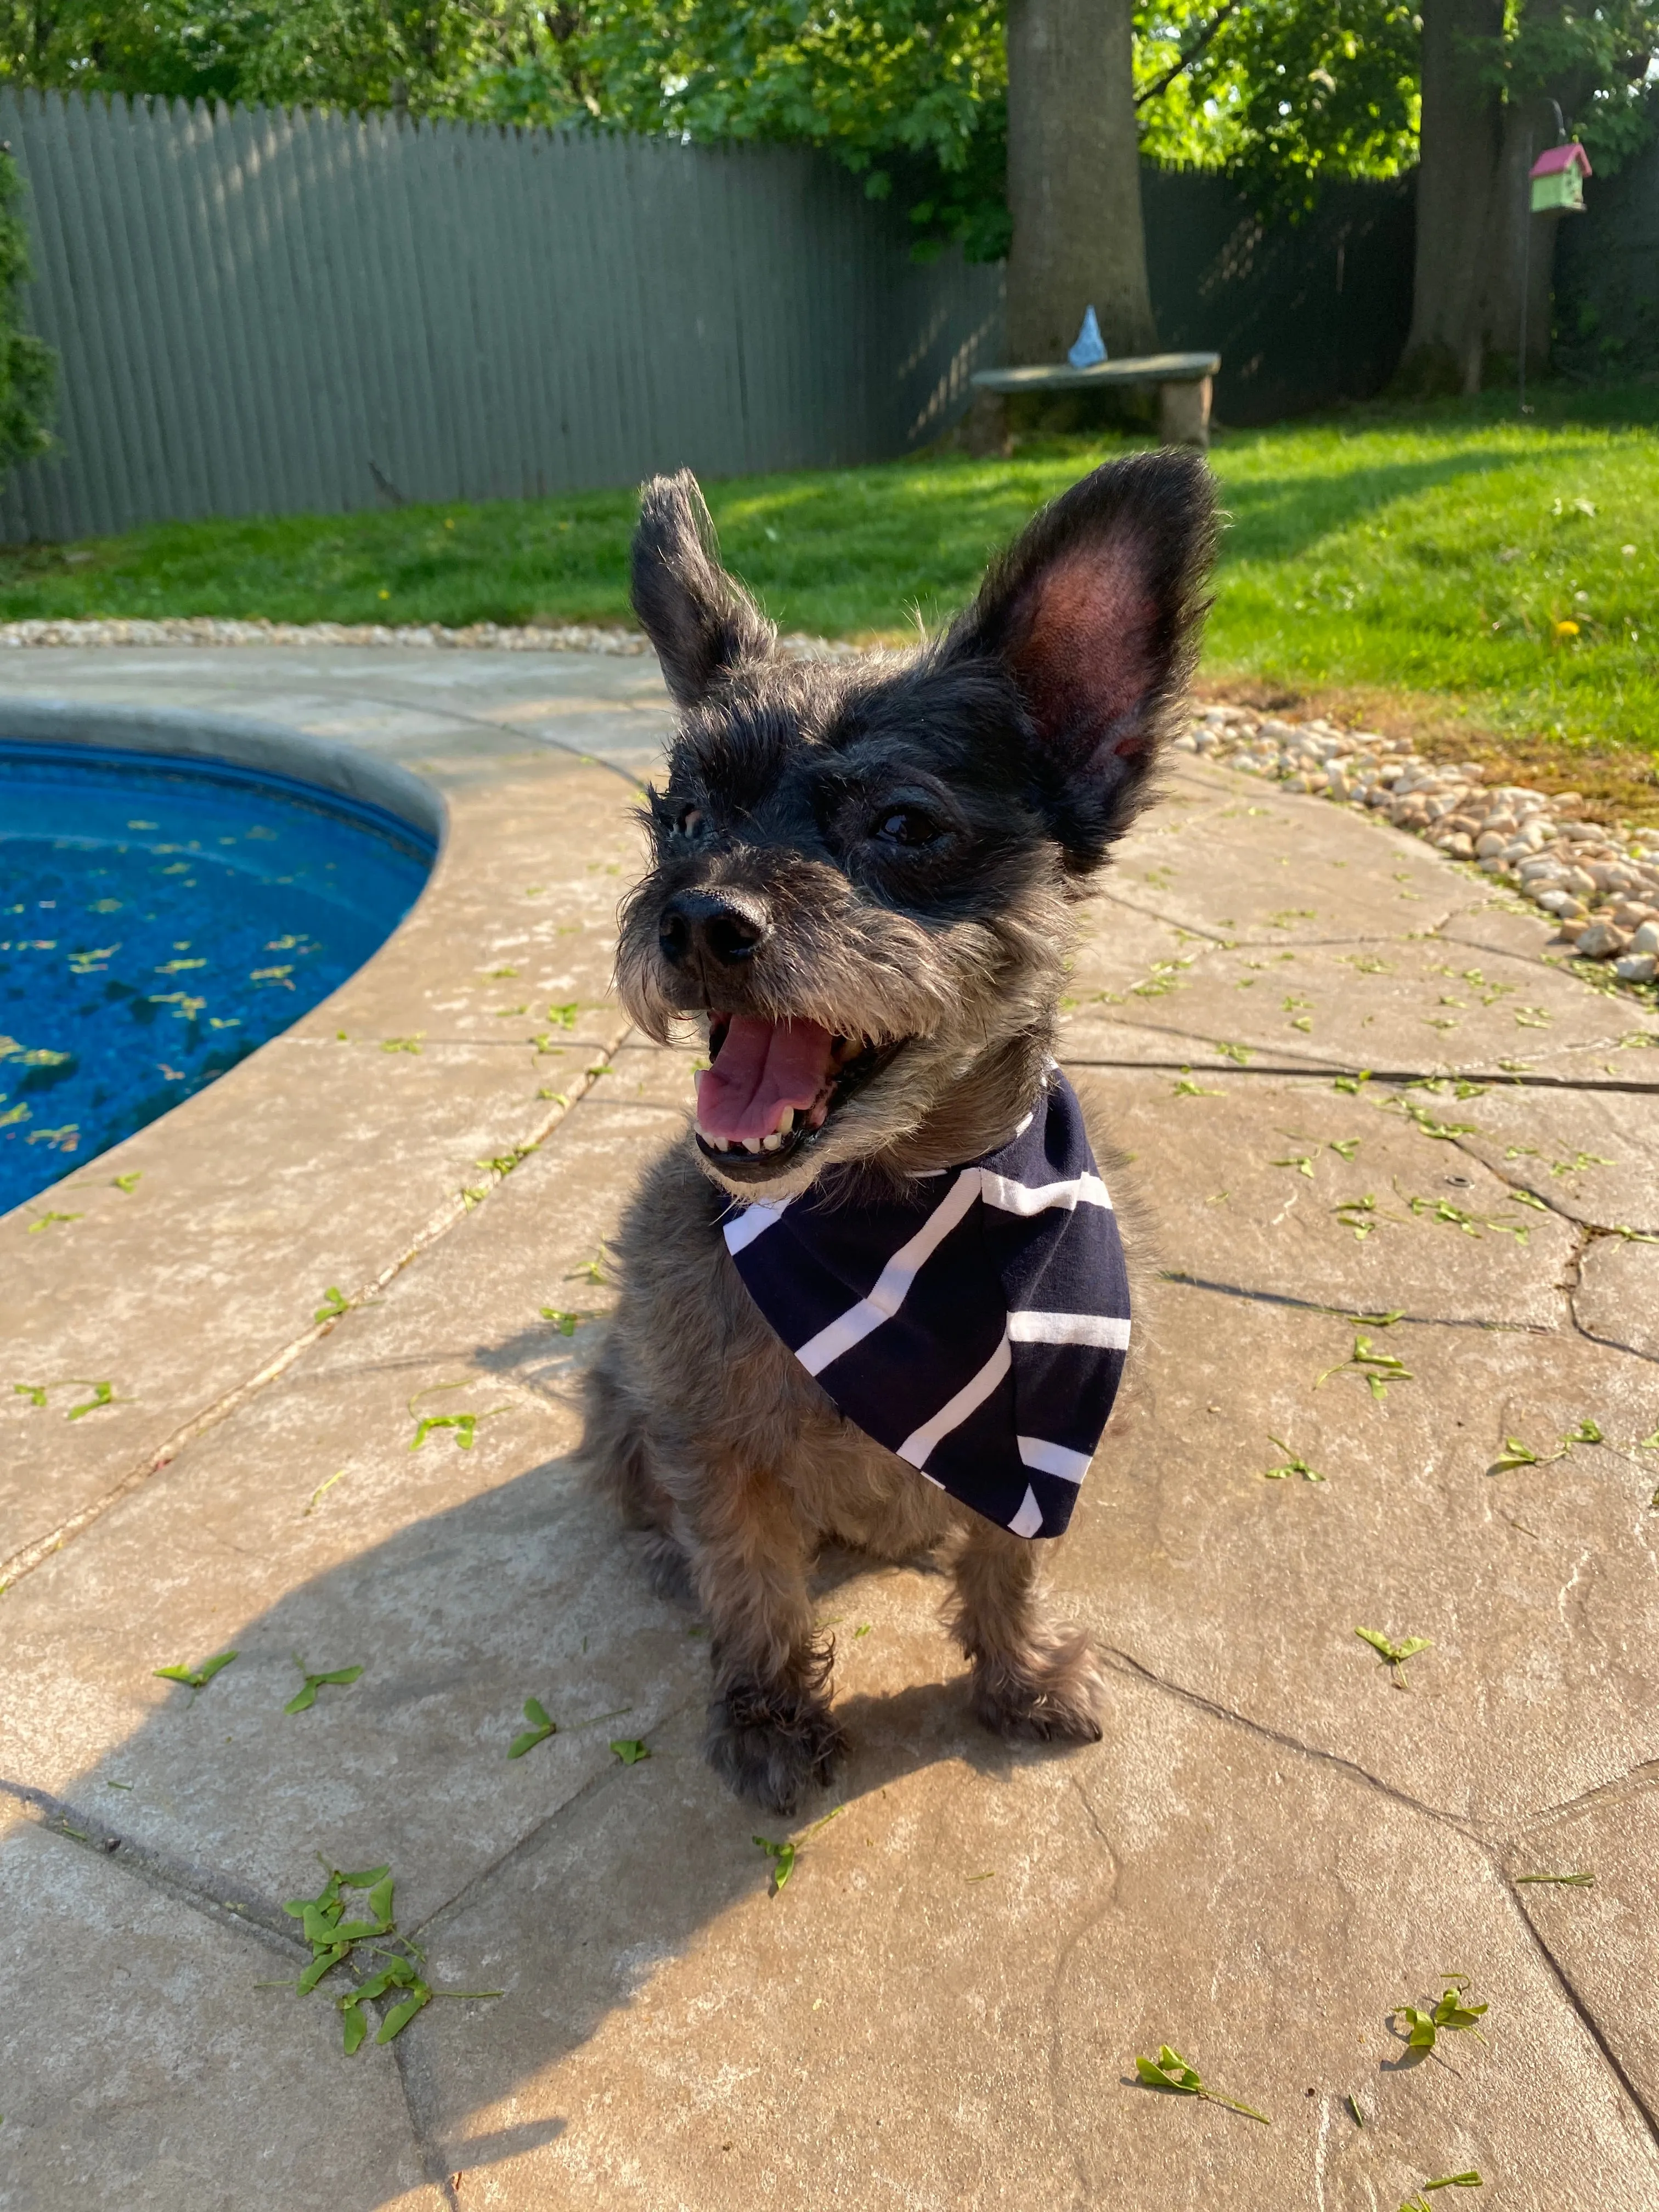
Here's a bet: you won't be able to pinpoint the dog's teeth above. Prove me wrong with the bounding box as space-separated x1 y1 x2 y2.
742 1137 763 1154
761 1132 782 1152
773 1107 794 1137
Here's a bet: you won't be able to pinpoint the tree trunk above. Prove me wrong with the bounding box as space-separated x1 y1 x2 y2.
1005 0 1156 363
1403 0 1561 390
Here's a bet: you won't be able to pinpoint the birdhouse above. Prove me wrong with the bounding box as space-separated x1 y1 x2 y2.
1530 142 1590 215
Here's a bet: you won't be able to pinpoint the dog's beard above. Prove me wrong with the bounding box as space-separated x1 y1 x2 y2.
617 894 1069 1199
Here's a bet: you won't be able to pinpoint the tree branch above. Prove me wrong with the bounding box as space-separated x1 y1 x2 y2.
1134 0 1244 109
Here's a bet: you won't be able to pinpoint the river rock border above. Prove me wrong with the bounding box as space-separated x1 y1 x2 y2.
1175 702 1659 989
0 615 864 659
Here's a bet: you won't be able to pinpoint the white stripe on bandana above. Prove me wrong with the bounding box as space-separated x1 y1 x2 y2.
722 1070 1130 1539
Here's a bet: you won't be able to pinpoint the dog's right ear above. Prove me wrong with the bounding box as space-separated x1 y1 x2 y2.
940 449 1218 871
630 471 777 708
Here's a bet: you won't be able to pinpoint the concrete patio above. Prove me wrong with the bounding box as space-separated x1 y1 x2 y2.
2 646 1658 2210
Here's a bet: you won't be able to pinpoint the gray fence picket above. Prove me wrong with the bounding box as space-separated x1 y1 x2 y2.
0 92 1003 541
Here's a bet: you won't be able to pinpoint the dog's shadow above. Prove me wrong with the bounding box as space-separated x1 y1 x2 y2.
29 1457 1059 2198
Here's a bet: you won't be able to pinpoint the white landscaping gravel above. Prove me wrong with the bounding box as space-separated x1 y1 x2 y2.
0 615 864 658
1174 701 1659 991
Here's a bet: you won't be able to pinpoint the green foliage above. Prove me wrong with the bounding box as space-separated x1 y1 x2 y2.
1136 0 1421 207
0 137 53 477
1476 1 1659 172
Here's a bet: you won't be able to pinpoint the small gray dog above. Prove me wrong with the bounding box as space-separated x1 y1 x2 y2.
579 450 1218 1812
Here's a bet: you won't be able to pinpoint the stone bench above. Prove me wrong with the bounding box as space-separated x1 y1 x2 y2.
970 349 1221 449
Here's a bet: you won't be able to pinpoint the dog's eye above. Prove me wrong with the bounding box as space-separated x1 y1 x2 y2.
875 808 938 848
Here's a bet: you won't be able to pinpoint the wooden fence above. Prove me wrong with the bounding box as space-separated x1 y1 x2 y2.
0 91 1004 543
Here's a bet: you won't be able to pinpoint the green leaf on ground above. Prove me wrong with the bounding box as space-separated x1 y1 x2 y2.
1391 1974 1489 2057
1214 1041 1254 1064
313 1286 350 1323
1318 1334 1414 1400
154 1649 238 1690
1272 1154 1316 1177
508 1697 557 1759
1487 1436 1556 1475
112 1171 142 1193
539 1307 583 1335
610 1738 650 1765
754 1835 797 1892
1262 1435 1326 1482
27 1210 82 1232
1564 1419 1604 1446
1515 1870 1594 1885
1356 1627 1432 1688
377 1988 433 2043
66 1381 117 1419
1172 1077 1222 1098
1328 1138 1361 1160
284 1661 363 1714
1333 1070 1372 1093
1133 2044 1271 2123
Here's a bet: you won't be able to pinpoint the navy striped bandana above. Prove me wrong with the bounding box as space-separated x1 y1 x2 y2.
721 1069 1130 1540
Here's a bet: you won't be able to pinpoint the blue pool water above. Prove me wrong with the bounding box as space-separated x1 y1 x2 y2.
1 742 435 1216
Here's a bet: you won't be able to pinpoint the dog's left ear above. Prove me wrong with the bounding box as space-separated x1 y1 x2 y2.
943 449 1218 871
631 470 777 708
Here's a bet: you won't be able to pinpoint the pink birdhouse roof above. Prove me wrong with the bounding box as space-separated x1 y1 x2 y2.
1531 142 1592 179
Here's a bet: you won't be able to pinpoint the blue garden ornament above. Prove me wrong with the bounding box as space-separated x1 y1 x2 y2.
1067 306 1107 369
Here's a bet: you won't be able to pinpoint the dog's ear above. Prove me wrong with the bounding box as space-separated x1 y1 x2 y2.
943 449 1218 871
631 470 777 708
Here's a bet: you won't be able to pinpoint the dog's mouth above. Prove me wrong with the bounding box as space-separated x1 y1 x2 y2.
693 1013 903 1181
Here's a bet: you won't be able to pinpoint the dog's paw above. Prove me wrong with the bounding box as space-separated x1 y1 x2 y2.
705 1681 847 1814
970 1627 1106 1745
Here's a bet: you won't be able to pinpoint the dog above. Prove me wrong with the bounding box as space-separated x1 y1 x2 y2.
579 450 1218 1813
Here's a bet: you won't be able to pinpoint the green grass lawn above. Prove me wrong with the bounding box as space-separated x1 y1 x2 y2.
5 385 1659 765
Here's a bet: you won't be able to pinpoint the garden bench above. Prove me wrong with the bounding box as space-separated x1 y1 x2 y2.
970 349 1221 448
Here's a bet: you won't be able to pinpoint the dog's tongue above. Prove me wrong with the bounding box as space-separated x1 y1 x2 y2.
696 1015 835 1142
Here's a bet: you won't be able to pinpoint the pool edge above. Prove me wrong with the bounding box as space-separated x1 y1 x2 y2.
0 698 448 851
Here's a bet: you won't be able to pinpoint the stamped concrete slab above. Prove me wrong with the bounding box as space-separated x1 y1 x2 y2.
1079 1283 1659 1828
1506 1771 1659 2126
4 660 1659 2210
1449 1084 1659 1235
0 1098 692 1927
0 1810 444 2212
402 1654 1659 2210
1079 1067 1578 1327
1575 1234 1659 1361
1065 934 1644 1079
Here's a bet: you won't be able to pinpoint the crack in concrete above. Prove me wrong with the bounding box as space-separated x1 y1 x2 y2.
1096 1643 1480 1836
1066 1053 1659 1097
1496 1874 1659 2151
1 1773 489 2202
1096 1649 1659 2153
0 1047 624 1593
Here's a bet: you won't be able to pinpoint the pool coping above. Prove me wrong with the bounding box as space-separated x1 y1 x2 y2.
0 698 448 849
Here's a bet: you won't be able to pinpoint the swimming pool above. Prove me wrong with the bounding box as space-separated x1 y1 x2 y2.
1 740 436 1217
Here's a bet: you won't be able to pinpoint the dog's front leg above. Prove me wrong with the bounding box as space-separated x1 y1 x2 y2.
686 1454 845 1814
945 1515 1105 1743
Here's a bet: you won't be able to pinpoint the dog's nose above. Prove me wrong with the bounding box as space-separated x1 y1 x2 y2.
658 890 767 970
